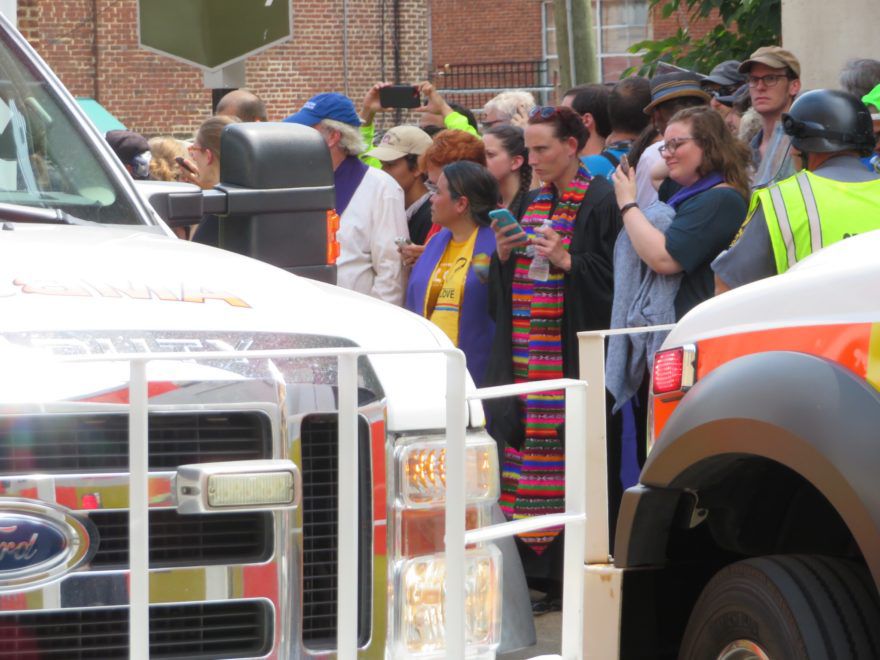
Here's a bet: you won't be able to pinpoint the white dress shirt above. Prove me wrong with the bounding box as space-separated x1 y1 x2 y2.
337 166 409 305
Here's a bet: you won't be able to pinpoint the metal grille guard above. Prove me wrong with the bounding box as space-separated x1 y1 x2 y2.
61 342 611 659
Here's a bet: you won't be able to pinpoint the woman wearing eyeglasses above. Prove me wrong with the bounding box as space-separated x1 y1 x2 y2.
484 105 621 611
186 115 241 246
612 106 751 320
404 161 498 386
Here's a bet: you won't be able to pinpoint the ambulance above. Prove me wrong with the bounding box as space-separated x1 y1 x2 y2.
606 232 880 658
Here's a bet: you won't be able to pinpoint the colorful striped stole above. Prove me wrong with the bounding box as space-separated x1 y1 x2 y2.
500 164 591 555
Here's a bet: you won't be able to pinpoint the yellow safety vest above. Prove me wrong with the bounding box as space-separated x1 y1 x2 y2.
748 170 880 273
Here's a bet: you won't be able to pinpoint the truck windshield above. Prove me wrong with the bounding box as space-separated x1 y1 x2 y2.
0 28 144 225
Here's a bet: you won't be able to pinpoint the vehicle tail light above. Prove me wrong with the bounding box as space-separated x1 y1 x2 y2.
326 209 341 264
652 344 697 399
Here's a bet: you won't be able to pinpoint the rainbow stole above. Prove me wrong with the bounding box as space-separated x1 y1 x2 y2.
501 165 591 553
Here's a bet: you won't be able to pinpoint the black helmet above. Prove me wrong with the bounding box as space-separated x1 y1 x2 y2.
782 89 874 154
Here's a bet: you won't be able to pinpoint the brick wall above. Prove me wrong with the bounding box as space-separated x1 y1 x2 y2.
17 0 726 138
652 5 722 42
18 0 430 138
429 0 544 68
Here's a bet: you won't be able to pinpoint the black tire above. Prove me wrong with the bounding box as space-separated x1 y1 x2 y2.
679 555 880 660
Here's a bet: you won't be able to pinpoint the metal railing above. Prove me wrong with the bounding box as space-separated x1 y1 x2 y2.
430 59 556 110
575 324 674 660
49 323 678 658
462 378 588 659
59 341 595 659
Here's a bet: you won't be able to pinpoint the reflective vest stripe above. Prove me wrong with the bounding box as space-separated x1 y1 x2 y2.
762 170 880 274
768 184 797 270
796 172 823 253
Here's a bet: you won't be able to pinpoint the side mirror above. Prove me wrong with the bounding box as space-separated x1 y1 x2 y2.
217 123 336 283
157 122 337 284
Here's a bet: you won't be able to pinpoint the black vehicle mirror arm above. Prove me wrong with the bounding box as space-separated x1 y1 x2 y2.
157 184 333 227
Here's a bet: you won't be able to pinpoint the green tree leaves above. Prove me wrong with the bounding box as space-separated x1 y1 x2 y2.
625 0 781 76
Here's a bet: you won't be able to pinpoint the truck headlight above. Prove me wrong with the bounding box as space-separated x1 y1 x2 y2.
397 435 499 509
395 546 502 658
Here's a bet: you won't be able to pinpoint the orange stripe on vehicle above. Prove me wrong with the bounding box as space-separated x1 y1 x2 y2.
652 399 678 440
653 323 874 440
697 324 872 380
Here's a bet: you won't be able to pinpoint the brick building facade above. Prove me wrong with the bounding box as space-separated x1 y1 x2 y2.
17 0 431 137
427 0 721 110
15 0 719 137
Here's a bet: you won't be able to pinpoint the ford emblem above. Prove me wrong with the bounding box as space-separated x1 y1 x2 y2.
0 499 96 591
0 516 68 572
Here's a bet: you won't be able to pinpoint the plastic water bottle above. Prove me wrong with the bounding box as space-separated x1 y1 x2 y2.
528 219 553 282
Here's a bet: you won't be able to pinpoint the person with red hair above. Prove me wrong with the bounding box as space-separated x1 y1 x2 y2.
398 129 488 266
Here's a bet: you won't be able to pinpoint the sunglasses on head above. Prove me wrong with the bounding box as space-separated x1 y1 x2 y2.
528 105 559 120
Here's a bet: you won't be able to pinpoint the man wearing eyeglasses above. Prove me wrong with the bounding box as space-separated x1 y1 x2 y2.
739 46 802 188
712 89 879 293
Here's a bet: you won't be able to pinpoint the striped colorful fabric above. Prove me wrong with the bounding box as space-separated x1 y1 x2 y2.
500 164 592 555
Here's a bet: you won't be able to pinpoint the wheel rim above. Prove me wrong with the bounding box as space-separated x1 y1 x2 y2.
717 639 771 660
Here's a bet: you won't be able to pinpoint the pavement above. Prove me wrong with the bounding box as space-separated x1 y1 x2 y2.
497 611 561 659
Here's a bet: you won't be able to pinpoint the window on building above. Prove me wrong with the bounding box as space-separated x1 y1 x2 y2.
595 0 650 81
543 0 650 86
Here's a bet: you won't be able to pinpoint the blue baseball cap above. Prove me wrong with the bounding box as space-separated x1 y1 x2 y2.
283 92 362 127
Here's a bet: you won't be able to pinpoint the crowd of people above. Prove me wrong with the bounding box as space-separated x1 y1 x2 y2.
104 48 880 619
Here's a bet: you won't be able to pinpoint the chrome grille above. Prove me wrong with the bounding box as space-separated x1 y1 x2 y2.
0 411 271 474
0 601 272 659
89 510 272 568
300 413 372 650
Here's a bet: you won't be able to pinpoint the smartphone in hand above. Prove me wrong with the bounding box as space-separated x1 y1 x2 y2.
379 85 420 109
620 154 630 175
489 208 527 240
175 156 198 175
394 236 412 248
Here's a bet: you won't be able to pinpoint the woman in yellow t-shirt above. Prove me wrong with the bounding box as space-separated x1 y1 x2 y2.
404 161 499 386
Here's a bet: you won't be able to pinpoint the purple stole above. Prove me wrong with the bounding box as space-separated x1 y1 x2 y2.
405 226 497 386
667 171 725 210
334 155 370 215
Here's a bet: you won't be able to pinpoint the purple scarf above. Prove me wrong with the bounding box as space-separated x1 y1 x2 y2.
334 155 369 215
667 172 725 210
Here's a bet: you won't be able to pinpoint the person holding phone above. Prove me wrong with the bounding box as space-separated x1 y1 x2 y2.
404 161 498 386
398 129 487 268
484 105 621 613
186 115 241 246
611 106 750 320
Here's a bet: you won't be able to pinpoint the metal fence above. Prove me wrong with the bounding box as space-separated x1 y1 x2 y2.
430 59 556 112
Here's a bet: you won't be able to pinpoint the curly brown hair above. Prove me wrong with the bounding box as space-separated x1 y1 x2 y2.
148 137 187 182
667 106 752 199
419 129 486 171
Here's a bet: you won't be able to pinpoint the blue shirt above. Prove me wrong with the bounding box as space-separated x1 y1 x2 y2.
580 146 628 180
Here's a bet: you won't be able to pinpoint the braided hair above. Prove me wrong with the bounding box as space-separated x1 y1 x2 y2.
485 124 532 214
